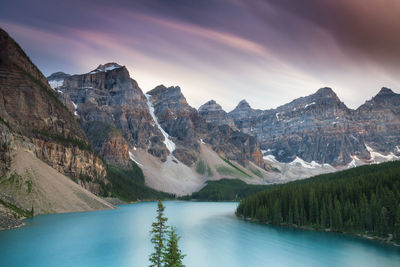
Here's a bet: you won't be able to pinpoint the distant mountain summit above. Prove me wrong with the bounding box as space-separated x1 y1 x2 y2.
198 99 236 129
52 62 168 168
47 71 70 81
229 99 262 120
90 62 123 74
48 63 267 194
355 87 400 155
199 86 400 166
43 52 399 192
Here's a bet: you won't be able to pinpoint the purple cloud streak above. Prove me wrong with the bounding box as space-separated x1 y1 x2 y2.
1 0 399 110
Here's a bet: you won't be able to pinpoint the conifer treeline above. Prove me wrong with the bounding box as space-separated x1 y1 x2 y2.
236 161 400 242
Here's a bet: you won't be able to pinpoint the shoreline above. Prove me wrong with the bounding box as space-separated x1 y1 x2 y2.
0 197 177 231
237 214 400 247
0 210 26 230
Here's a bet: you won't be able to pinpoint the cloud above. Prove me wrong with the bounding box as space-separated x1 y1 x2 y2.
1 0 399 111
243 0 400 66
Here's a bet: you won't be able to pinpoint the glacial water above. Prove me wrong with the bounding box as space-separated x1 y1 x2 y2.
0 201 399 267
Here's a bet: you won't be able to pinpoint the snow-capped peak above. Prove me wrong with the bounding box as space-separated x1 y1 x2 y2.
90 63 123 74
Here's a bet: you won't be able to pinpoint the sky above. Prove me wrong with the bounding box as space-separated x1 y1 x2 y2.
1 0 400 111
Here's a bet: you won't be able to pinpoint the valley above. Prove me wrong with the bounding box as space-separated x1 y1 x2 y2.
1 26 400 231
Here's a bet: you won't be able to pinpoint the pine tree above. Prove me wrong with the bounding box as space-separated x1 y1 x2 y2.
236 160 400 240
163 227 185 267
394 205 400 243
149 201 169 267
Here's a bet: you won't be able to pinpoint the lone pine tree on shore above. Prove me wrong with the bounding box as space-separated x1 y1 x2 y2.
149 201 185 267
149 201 169 267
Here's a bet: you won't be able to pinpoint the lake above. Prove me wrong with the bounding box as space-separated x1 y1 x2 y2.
0 201 399 266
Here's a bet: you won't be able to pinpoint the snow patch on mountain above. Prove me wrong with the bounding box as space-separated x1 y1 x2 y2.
366 144 399 162
347 159 357 168
290 157 323 169
145 94 176 153
49 80 64 89
304 102 316 108
90 63 122 74
71 101 78 116
263 154 279 163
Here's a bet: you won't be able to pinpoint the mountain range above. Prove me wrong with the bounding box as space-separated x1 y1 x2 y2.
1 27 399 228
49 63 400 181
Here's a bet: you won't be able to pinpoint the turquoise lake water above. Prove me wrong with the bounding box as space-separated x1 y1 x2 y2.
0 201 399 266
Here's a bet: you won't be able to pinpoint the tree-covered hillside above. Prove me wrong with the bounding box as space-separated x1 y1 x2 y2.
236 161 400 243
106 162 174 201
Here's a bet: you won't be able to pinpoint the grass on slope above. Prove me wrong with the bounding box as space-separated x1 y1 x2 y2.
196 160 207 175
107 161 174 202
219 157 252 178
196 160 214 177
250 168 263 178
0 198 33 219
180 179 271 201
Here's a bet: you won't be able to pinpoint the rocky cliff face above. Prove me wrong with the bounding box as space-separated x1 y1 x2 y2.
0 28 107 194
51 67 266 170
83 121 131 169
147 85 265 168
228 100 262 132
355 87 400 154
146 85 198 165
250 87 367 165
198 100 236 129
51 63 169 167
201 87 400 166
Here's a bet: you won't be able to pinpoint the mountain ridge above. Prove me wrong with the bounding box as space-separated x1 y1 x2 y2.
199 86 399 166
48 61 400 169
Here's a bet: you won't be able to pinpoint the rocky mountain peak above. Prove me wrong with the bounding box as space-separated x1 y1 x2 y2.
314 87 338 99
87 62 130 79
204 99 217 105
147 85 192 120
0 29 50 90
51 62 170 165
47 72 70 81
376 87 396 97
91 62 123 73
198 100 223 112
237 99 251 109
198 99 236 129
229 99 261 122
147 85 182 97
359 87 399 109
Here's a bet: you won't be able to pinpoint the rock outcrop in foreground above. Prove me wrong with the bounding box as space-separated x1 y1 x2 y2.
0 28 107 192
0 28 114 229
